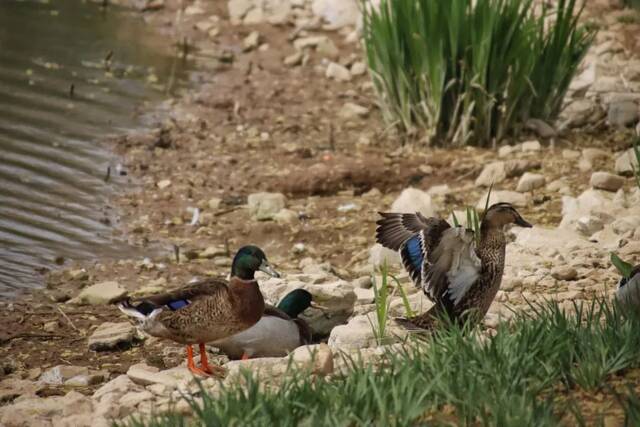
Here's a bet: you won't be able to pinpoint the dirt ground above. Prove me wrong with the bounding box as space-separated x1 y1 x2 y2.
1 1 639 421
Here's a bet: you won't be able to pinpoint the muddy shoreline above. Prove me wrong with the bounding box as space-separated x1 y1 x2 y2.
1 0 640 424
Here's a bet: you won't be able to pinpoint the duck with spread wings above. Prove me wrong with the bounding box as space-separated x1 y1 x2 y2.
376 203 532 329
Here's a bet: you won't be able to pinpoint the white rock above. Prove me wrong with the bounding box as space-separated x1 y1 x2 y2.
274 208 298 224
513 227 592 255
388 291 433 317
242 31 260 51
350 61 366 76
368 244 400 267
74 281 127 305
207 197 222 210
562 99 597 127
61 391 93 417
339 102 369 120
293 35 329 50
328 314 409 350
582 148 609 164
64 372 106 387
93 375 140 400
88 322 137 351
39 366 88 385
476 190 528 209
590 171 625 192
264 0 292 25
157 179 171 189
247 192 286 220
390 187 436 217
615 148 639 176
289 343 334 376
127 364 178 388
298 281 356 335
184 5 204 15
119 390 154 409
475 162 506 187
243 7 264 24
353 276 372 289
0 391 94 427
578 157 592 172
283 51 303 67
224 358 289 384
498 145 516 158
312 0 360 28
559 189 618 232
607 100 639 128
427 184 451 196
521 140 541 152
325 62 351 81
316 38 339 59
228 0 256 23
516 173 545 192
612 215 640 235
354 287 374 304
576 216 605 235
551 266 578 281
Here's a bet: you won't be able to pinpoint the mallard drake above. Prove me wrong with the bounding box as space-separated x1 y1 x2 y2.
376 203 532 329
615 264 640 308
212 289 321 359
117 245 279 376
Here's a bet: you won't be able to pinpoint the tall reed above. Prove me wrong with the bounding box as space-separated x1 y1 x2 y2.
362 0 596 146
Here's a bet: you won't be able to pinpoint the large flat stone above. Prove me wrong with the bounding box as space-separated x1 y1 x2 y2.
88 322 137 351
74 281 127 305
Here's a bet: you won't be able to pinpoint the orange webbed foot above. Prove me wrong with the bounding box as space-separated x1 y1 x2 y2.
188 364 212 377
186 345 211 377
198 343 226 378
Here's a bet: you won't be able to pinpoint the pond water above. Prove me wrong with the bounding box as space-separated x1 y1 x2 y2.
0 0 191 298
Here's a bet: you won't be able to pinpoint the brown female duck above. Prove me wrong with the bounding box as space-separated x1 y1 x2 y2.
118 245 279 376
376 203 532 329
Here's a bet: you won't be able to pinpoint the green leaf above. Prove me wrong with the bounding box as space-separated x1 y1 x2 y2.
611 252 633 279
391 274 415 318
452 211 460 227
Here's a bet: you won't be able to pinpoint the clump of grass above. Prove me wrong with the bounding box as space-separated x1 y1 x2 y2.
361 0 596 146
369 262 394 343
126 299 640 427
368 262 414 344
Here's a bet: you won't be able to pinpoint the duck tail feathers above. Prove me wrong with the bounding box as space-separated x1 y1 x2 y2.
117 300 146 320
117 300 163 321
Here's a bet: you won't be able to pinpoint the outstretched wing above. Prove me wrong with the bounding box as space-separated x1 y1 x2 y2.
424 227 481 306
376 212 450 292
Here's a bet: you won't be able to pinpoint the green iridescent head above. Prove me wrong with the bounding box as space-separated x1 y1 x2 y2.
277 289 313 318
231 245 280 280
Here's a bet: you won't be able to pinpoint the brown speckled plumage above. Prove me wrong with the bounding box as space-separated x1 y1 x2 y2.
376 203 531 330
129 277 264 344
